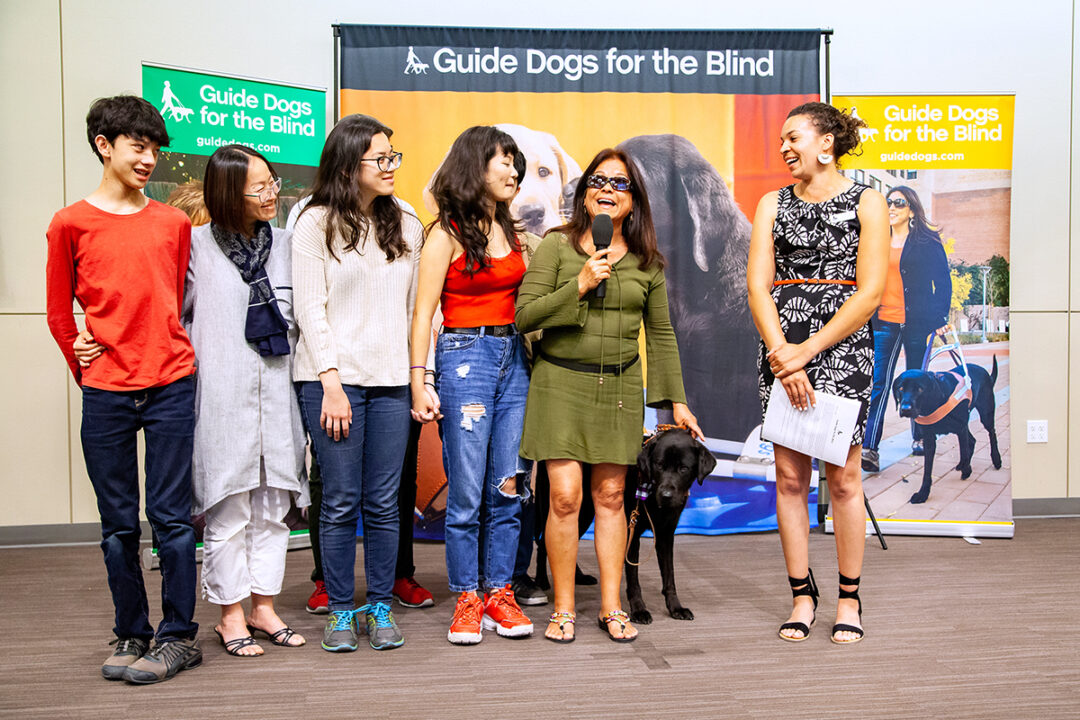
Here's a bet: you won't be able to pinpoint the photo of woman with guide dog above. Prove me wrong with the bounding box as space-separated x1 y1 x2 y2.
515 148 703 644
861 186 951 473
409 125 535 646
747 102 889 644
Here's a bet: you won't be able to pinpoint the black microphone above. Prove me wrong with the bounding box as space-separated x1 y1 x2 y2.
591 213 613 298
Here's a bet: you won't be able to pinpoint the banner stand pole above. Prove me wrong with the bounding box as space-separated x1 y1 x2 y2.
822 29 832 103
332 24 341 122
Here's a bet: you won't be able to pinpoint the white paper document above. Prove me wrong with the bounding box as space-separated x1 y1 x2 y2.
761 378 860 466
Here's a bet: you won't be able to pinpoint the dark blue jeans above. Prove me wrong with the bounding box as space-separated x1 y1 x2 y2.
80 375 198 642
864 320 932 451
436 332 529 593
298 382 409 612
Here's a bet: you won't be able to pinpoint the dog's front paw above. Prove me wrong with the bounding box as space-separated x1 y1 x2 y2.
910 490 929 504
629 609 653 625
669 607 694 621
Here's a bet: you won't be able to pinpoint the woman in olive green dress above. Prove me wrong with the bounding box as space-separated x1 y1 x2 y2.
515 148 703 643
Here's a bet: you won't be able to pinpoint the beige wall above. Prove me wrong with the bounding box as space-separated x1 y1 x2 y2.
0 0 1073 527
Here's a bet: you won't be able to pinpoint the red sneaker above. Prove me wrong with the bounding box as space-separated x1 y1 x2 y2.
393 576 434 608
483 585 534 638
447 592 483 645
306 580 328 614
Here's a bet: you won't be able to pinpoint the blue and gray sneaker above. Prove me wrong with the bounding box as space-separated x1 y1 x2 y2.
359 602 404 650
321 610 358 652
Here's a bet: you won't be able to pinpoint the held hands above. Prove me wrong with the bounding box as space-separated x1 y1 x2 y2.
319 372 352 441
577 247 612 298
73 330 105 368
780 370 816 412
672 403 704 441
765 341 812 379
411 381 442 423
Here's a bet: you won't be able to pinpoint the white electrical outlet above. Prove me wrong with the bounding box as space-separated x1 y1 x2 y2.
1027 420 1048 444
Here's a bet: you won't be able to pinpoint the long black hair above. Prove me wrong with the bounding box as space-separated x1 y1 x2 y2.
428 126 523 276
554 148 664 270
888 185 943 244
302 114 405 262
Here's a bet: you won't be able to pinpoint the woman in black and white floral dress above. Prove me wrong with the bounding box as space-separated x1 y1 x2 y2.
747 102 889 645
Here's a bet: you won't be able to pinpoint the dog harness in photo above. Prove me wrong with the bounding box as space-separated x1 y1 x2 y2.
915 370 973 426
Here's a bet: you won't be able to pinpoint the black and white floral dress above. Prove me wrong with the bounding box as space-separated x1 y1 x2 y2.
758 183 874 445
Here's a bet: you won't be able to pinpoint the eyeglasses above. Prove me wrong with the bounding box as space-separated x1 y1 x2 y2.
887 197 909 209
244 177 282 201
359 152 403 172
585 174 632 192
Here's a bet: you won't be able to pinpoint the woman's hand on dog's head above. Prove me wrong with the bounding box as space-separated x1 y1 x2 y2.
673 402 704 441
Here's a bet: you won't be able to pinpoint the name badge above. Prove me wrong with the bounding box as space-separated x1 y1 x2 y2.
828 210 856 224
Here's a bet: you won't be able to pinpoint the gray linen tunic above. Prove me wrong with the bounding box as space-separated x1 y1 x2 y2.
183 224 308 514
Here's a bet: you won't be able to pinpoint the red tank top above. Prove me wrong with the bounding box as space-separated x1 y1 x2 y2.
441 250 526 327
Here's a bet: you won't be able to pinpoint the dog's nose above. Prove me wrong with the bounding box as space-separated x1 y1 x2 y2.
517 203 546 229
897 402 913 417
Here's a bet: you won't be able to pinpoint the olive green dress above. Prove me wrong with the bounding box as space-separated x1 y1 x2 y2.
515 232 686 465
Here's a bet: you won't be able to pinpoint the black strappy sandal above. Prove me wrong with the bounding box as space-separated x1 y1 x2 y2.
247 624 306 647
831 572 864 645
214 627 262 657
778 568 819 642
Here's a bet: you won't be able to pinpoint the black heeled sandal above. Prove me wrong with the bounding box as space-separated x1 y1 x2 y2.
831 572 864 644
778 568 818 642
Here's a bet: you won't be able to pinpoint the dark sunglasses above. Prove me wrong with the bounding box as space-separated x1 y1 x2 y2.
887 197 909 209
586 174 632 192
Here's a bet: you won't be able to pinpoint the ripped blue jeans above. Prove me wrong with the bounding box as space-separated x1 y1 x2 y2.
436 330 529 593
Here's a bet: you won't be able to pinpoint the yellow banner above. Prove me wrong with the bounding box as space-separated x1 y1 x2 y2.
832 94 1014 170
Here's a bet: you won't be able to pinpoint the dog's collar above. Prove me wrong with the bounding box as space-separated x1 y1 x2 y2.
914 370 973 425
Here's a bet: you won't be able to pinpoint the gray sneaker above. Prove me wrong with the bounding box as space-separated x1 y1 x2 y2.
102 637 149 680
511 576 549 606
360 602 404 650
861 449 880 473
322 610 359 652
122 638 201 684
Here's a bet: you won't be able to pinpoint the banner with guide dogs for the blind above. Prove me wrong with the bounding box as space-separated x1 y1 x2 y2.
829 94 1014 539
339 25 824 538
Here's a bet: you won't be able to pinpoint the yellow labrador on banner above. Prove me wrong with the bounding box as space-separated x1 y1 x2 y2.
423 123 581 236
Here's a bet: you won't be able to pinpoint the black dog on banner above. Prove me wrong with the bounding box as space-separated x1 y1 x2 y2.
892 356 1002 505
623 427 717 624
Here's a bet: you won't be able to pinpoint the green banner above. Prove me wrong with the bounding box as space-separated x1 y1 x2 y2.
141 64 325 167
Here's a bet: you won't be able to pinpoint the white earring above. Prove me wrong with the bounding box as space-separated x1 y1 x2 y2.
817 153 834 165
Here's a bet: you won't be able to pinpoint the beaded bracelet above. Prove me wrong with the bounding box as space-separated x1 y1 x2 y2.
424 381 436 388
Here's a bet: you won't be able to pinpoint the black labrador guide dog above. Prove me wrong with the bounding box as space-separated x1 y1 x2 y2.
623 427 717 624
892 356 1002 505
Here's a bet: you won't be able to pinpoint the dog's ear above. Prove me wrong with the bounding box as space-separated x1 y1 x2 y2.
636 439 654 481
892 375 905 407
695 441 717 485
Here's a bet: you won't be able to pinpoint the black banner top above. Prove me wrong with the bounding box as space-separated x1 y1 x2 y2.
339 25 821 95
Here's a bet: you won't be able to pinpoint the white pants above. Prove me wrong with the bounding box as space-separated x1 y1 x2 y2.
201 469 292 606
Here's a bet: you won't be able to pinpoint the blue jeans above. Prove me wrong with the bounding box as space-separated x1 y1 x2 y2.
864 320 932 450
437 332 529 593
297 382 408 611
81 375 198 642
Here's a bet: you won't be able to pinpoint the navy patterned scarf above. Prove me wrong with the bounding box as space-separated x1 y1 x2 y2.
210 220 290 356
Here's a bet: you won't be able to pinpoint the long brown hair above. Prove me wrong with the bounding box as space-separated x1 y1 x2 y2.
553 148 664 270
428 126 523 276
302 114 406 262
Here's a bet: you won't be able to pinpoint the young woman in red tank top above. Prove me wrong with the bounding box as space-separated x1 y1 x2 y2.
409 126 534 645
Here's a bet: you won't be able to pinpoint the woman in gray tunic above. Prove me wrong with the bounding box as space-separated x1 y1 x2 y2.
183 145 308 657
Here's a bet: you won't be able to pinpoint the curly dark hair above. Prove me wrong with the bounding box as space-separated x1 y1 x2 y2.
86 95 170 164
787 102 867 163
553 148 664 270
428 126 523 276
302 114 406 262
